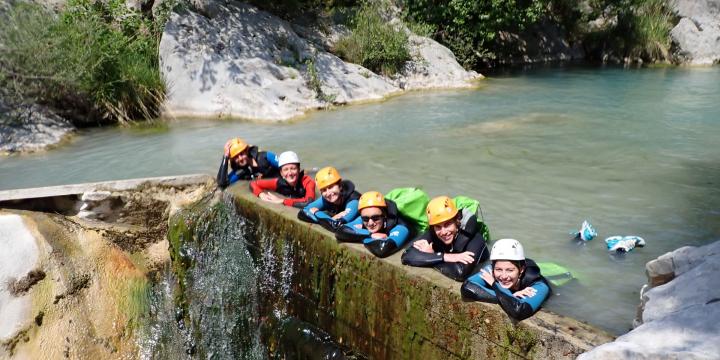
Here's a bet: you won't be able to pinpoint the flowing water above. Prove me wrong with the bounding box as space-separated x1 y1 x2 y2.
2 66 719 334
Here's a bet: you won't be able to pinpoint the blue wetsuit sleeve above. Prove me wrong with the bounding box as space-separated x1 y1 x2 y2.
363 224 409 258
340 199 359 223
228 171 241 185
265 151 279 168
301 197 325 223
492 281 549 321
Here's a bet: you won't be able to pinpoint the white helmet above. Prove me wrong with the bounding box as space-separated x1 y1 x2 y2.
490 238 525 261
278 151 300 167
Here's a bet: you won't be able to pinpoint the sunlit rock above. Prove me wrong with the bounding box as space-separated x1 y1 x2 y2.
670 0 720 65
579 240 720 359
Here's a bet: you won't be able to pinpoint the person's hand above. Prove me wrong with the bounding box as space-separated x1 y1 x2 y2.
259 192 283 204
370 233 387 240
310 207 319 214
332 210 348 220
480 268 494 286
413 239 433 253
513 287 537 299
443 251 475 264
224 140 233 157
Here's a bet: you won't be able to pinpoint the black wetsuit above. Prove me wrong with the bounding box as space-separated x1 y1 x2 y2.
216 146 279 188
401 210 488 281
460 259 551 321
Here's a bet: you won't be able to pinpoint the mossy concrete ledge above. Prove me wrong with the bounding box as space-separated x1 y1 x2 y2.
227 184 615 359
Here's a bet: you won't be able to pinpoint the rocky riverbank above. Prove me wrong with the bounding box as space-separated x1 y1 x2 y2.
0 176 213 358
579 240 720 359
159 1 481 121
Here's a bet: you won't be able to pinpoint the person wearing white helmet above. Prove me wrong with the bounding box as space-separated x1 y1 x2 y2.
249 151 316 208
460 238 550 321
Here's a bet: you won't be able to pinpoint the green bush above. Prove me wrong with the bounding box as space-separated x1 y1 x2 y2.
579 0 674 62
402 0 548 69
0 0 169 125
334 2 410 75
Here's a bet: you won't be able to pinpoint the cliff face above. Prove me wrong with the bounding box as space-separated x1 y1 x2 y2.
158 1 481 121
670 0 720 65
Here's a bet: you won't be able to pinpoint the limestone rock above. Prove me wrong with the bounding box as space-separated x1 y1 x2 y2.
579 240 720 359
394 32 483 90
159 2 478 121
670 0 720 65
0 94 73 154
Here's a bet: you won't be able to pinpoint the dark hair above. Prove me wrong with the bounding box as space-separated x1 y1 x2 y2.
491 259 526 271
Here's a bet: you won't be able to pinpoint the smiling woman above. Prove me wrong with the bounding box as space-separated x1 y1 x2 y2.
249 151 316 208
461 239 551 321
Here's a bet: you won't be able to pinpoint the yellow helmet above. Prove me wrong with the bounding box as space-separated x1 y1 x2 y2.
227 138 249 158
358 191 386 210
426 196 458 226
315 166 341 190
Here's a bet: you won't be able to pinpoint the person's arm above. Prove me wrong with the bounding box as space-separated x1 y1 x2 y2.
250 178 278 196
339 199 359 223
335 218 369 242
364 224 408 258
434 232 487 281
284 176 316 208
492 281 550 321
460 270 499 303
216 156 230 189
300 197 325 223
401 231 443 266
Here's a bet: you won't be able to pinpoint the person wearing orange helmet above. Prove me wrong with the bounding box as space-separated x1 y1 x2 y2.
401 196 488 281
335 191 411 258
249 151 316 208
216 138 279 188
298 166 361 232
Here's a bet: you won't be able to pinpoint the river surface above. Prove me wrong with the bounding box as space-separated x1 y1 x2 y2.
2 66 719 334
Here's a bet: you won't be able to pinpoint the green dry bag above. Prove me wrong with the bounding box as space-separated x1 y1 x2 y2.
385 187 430 233
452 196 491 242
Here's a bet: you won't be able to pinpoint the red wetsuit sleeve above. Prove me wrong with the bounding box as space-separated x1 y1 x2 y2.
250 178 279 196
283 176 316 207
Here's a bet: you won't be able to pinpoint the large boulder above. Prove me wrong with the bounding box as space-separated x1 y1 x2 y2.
0 94 74 154
670 0 720 65
579 240 720 359
159 2 480 121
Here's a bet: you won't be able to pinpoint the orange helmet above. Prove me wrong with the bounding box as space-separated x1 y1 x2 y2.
227 138 249 158
426 196 458 226
315 166 341 190
358 191 386 211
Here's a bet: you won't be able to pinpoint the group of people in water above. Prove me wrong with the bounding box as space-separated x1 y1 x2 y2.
216 138 550 321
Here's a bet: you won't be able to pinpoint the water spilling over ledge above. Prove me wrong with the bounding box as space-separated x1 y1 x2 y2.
209 183 615 359
0 176 614 358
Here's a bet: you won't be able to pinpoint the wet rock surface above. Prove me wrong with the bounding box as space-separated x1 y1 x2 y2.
159 2 481 121
579 240 720 359
670 0 720 65
0 177 212 358
0 94 74 154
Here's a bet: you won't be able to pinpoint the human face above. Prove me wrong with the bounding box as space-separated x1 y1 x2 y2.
280 163 299 186
360 207 385 233
320 183 341 204
233 150 251 167
493 261 522 289
432 218 459 245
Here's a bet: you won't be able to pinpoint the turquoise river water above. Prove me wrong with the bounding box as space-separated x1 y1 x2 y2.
2 66 719 334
